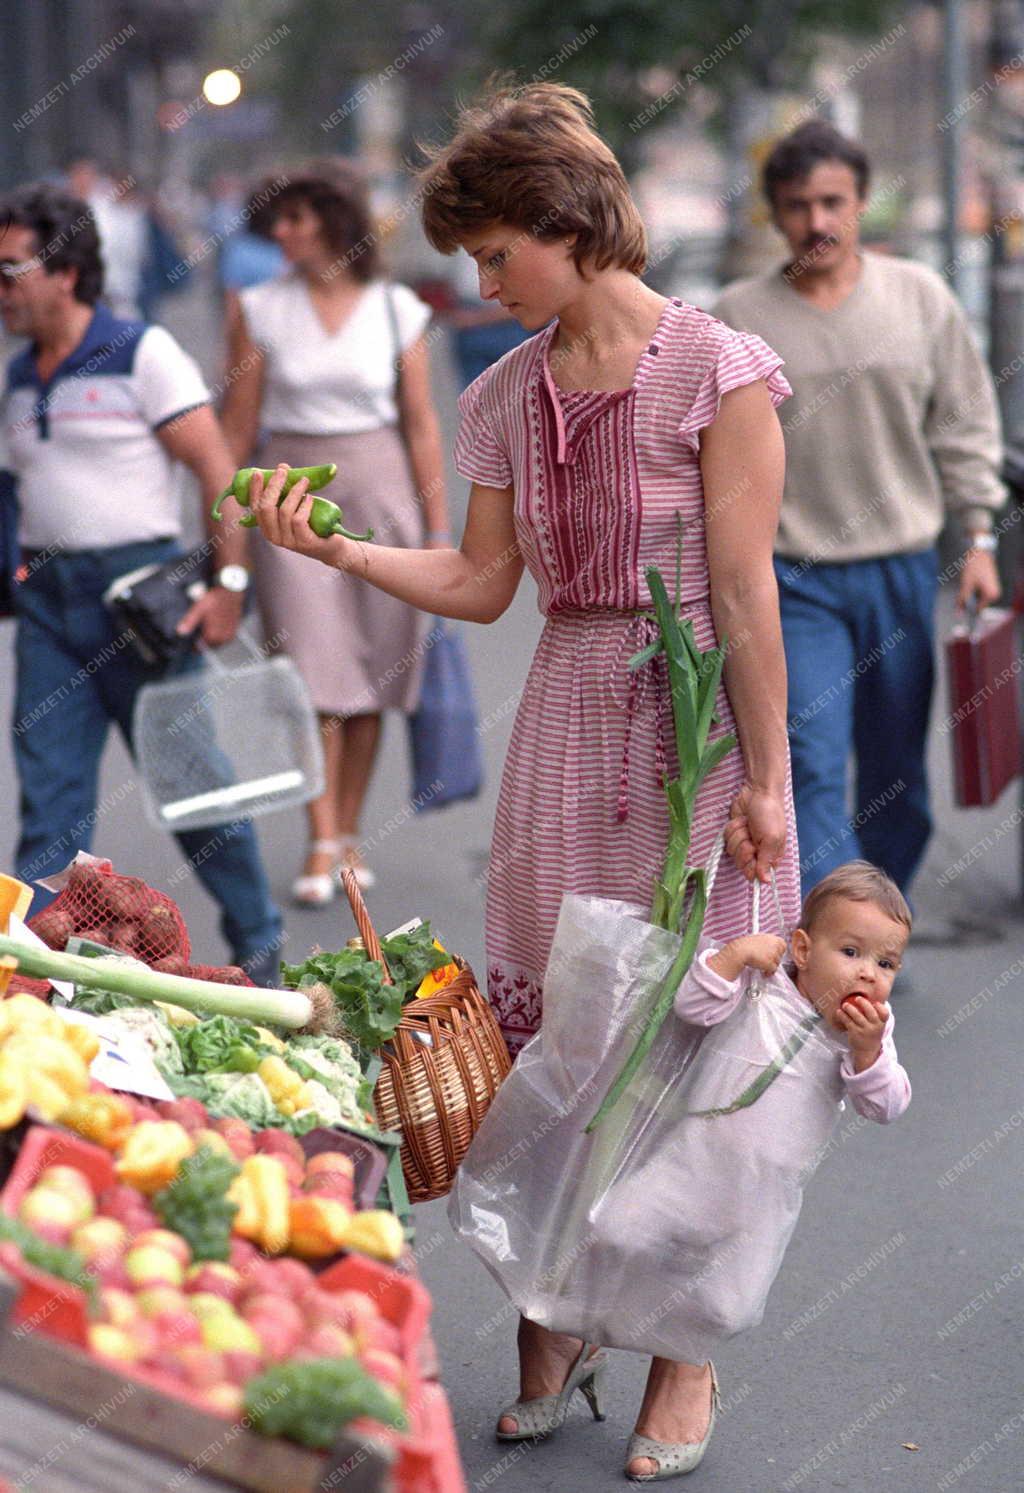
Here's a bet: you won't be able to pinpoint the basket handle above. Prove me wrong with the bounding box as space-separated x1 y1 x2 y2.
341 868 393 985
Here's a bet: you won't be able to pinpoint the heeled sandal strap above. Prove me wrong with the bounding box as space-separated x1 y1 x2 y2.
309 838 343 855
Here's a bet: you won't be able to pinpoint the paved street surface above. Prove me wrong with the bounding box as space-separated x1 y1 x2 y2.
2 285 1022 1491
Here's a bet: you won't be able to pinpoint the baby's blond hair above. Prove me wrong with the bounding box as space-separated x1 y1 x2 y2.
799 861 912 935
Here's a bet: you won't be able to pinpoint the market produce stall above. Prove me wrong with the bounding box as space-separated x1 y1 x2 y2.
0 856 498 1492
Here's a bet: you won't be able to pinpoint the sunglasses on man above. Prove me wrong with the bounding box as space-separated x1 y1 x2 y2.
0 259 41 285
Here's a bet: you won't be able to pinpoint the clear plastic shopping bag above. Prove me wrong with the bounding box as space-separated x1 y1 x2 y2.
449 892 847 1362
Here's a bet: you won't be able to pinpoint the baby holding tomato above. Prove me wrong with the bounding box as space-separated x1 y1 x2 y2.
589 862 911 1368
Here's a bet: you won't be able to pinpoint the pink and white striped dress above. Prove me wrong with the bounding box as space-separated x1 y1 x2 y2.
454 298 802 1055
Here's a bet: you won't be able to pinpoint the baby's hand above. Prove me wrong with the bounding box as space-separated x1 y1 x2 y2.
709 934 787 983
836 995 889 1072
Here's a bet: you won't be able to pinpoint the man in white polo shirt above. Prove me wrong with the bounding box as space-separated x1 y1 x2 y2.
0 183 282 982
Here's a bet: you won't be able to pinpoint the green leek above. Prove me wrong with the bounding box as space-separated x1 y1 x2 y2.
586 545 737 1132
0 936 312 1029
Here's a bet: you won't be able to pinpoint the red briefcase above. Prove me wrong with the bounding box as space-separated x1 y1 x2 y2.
944 605 1021 807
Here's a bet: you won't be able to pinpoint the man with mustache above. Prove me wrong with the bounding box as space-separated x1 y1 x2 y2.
713 119 1004 903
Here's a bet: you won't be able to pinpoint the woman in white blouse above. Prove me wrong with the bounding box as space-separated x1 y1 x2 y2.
222 159 451 902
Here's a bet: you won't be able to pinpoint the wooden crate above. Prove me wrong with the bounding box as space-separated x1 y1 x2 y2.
0 1270 393 1493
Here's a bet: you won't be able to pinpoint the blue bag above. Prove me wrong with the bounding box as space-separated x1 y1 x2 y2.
408 618 483 811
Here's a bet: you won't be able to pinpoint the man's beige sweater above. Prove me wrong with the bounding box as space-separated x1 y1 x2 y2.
713 250 1005 562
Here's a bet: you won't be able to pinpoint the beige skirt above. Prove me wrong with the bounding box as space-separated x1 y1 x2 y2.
252 427 430 715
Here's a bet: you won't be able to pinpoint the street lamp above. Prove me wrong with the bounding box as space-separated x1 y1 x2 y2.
202 69 241 107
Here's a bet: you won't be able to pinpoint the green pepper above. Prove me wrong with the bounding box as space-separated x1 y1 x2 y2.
211 464 335 519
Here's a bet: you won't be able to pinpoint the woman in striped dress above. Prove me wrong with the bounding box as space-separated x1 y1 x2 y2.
253 83 800 1483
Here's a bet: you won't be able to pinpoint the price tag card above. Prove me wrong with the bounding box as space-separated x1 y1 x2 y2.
59 1008 176 1101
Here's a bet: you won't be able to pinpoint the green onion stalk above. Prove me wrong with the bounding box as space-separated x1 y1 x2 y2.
585 549 736 1133
0 936 313 1029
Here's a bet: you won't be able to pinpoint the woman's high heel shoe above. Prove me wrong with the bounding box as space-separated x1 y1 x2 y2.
291 838 342 907
624 1362 720 1481
495 1342 607 1442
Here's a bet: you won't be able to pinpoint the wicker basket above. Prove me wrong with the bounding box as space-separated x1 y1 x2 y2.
341 869 512 1204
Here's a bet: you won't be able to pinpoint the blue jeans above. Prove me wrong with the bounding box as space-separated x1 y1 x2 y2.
774 548 938 899
12 538 283 966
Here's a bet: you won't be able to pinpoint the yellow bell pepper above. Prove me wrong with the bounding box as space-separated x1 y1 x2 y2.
153 1001 200 1028
58 1092 134 1150
2 993 67 1038
59 1021 100 1065
227 1155 290 1254
115 1121 193 1194
3 1033 89 1100
414 941 460 999
0 1048 28 1129
25 1070 77 1122
287 1195 351 1259
339 1208 405 1263
257 1055 311 1116
254 1026 285 1052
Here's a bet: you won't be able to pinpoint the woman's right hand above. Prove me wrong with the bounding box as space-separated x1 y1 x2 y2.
724 782 787 883
250 465 351 569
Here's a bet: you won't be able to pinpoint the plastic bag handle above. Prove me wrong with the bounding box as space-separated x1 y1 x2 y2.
194 626 269 677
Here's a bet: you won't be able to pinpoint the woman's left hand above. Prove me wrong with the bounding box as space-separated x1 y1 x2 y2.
724 782 786 882
250 464 345 565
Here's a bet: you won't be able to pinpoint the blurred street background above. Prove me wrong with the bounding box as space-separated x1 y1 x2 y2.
1 2 1024 1489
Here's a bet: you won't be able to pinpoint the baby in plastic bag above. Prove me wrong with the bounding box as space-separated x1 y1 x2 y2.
590 860 911 1357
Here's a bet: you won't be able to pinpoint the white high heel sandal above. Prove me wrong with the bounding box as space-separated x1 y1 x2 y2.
338 833 376 891
291 838 343 907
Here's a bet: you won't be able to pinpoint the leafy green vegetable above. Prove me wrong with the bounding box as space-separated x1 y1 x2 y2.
281 948 404 1050
281 924 447 1051
379 923 449 995
153 1145 239 1261
0 1213 98 1312
244 1357 406 1448
176 1014 265 1074
68 988 140 1015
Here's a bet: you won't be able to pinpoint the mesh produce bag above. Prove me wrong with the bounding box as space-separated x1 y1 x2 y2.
26 856 190 965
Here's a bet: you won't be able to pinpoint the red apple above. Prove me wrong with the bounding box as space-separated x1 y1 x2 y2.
125 1245 184 1289
215 1118 254 1160
153 1310 203 1350
88 1323 138 1363
241 1292 303 1335
227 1237 258 1271
93 1256 133 1291
175 1346 226 1390
132 1229 191 1268
70 1216 128 1266
143 1347 191 1383
303 1323 355 1358
98 1287 138 1328
304 1175 355 1207
198 1382 245 1417
236 1256 281 1298
245 1313 300 1363
184 1262 241 1304
36 1165 95 1208
155 1097 208 1133
357 1316 403 1355
18 1186 81 1243
192 1128 232 1158
305 1287 377 1334
359 1347 406 1395
97 1185 158 1233
305 1152 355 1180
271 1257 316 1301
200 1313 261 1356
254 1130 305 1168
135 1285 189 1319
220 1348 264 1386
187 1292 237 1322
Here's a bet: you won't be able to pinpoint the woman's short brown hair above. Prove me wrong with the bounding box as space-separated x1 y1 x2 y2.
799 860 912 935
418 79 646 276
262 158 380 282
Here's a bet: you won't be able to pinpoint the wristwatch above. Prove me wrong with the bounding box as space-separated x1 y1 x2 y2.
965 532 997 553
213 564 251 593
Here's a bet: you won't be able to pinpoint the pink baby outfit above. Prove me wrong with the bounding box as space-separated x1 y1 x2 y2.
454 298 800 1054
586 946 911 1357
